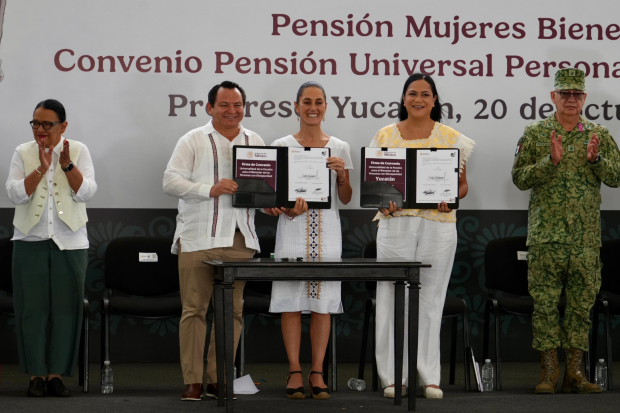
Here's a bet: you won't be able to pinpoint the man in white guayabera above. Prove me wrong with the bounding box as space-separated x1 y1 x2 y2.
163 81 264 401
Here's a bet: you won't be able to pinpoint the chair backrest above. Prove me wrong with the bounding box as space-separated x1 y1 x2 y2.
484 236 529 296
0 238 13 293
361 240 377 259
361 240 377 292
104 237 179 296
245 235 276 296
600 238 620 295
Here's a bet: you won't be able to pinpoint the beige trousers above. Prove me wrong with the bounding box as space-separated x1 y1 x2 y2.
178 232 253 384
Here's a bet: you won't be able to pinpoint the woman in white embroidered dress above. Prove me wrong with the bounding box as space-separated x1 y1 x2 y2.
264 81 353 400
371 74 475 399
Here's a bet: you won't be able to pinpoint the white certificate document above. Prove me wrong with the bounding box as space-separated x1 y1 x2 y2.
416 149 459 203
288 147 330 202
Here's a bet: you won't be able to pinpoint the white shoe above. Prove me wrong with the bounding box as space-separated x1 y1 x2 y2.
424 386 443 399
383 385 407 398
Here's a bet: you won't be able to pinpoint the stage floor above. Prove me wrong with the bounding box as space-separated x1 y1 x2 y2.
1 362 619 412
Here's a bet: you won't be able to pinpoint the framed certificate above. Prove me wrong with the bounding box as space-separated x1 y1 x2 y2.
232 146 279 208
287 147 331 206
360 147 408 208
232 145 332 209
360 147 460 210
413 148 459 209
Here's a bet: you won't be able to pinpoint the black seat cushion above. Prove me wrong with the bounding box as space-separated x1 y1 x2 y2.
0 295 14 315
109 295 182 318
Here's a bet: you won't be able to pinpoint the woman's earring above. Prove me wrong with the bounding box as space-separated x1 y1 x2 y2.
323 115 326 122
297 115 300 122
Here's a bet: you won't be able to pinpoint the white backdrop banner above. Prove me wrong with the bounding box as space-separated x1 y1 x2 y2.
1 0 619 210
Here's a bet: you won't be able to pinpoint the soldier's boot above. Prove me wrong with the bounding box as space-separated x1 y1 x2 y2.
561 348 602 394
534 349 559 394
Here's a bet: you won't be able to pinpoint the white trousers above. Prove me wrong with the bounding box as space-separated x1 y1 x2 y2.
375 216 457 387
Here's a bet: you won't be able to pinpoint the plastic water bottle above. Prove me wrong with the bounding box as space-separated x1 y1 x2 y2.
595 359 607 391
347 378 366 391
481 359 494 392
102 361 113 394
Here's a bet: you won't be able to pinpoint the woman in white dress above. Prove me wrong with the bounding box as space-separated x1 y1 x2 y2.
264 81 353 399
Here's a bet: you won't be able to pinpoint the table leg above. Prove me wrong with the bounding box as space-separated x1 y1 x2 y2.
224 282 235 413
393 281 405 406
408 278 420 411
213 280 226 407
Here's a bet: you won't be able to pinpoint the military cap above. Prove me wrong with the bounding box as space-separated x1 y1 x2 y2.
554 68 585 91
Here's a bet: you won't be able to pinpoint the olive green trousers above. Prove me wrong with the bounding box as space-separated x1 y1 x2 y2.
12 240 87 377
528 242 601 352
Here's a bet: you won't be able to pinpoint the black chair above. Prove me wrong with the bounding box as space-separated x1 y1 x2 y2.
357 240 471 391
0 238 90 392
590 238 620 390
483 236 574 391
101 237 181 376
239 235 338 391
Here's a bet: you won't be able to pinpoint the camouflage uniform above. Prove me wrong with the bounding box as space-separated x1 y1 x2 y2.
512 71 620 351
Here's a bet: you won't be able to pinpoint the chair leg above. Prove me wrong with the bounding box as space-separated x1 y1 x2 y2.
331 314 337 392
462 310 471 391
371 298 378 391
239 315 246 378
323 329 330 390
449 317 457 385
82 298 89 392
590 302 600 382
483 300 491 361
358 299 372 380
492 302 501 391
101 297 110 385
603 302 613 390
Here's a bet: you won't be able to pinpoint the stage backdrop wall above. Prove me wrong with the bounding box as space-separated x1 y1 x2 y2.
1 1 619 365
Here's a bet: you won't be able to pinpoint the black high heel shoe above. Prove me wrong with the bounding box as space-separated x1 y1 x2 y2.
286 371 305 399
308 371 330 400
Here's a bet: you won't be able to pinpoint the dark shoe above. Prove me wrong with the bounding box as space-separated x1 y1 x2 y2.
535 349 559 394
308 371 330 400
46 377 70 397
286 371 305 399
205 383 237 400
181 383 203 401
27 377 46 397
562 348 602 394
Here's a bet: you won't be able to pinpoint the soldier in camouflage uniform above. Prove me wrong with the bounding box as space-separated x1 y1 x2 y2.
512 68 620 394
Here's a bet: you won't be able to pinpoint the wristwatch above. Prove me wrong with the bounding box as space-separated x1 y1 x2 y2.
62 161 74 172
588 154 601 165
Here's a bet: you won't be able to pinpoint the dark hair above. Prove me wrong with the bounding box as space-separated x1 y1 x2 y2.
398 73 442 122
34 99 66 122
294 81 326 116
207 81 246 107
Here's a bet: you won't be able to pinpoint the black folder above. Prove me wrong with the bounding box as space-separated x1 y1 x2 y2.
360 147 460 210
232 145 332 209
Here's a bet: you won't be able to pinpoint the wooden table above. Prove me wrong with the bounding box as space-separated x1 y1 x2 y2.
206 257 429 412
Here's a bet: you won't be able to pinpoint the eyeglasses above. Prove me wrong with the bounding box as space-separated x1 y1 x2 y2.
555 91 586 101
30 120 60 130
